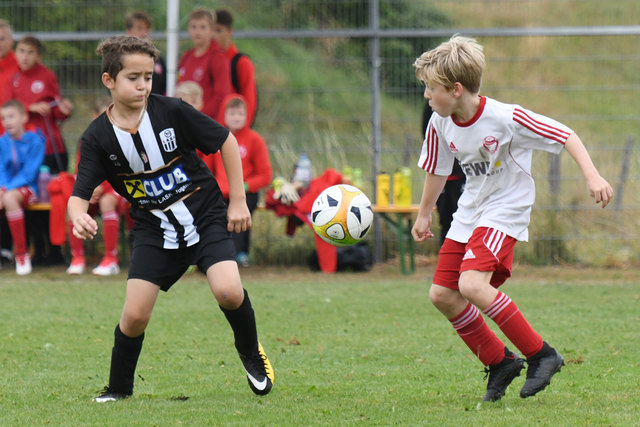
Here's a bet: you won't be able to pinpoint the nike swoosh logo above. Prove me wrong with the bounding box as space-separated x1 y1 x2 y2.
247 372 268 390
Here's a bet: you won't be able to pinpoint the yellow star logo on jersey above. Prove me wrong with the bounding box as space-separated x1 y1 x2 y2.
124 179 146 198
495 160 502 167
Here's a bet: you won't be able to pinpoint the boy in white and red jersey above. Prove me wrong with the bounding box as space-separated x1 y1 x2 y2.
412 35 613 402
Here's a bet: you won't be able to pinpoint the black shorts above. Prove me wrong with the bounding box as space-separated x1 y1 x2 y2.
128 222 236 291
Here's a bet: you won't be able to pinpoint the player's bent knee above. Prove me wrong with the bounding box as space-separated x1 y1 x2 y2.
213 285 244 309
120 312 151 336
429 284 457 310
458 275 485 303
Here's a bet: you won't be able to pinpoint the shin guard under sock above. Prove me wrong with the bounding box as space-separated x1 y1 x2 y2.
220 289 259 356
450 302 506 366
483 291 543 358
108 324 144 394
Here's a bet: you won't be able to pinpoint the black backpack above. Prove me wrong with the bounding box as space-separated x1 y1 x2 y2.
309 242 372 272
230 52 258 126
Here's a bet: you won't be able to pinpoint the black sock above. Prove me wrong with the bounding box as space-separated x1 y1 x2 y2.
108 324 144 394
220 289 259 356
529 341 552 360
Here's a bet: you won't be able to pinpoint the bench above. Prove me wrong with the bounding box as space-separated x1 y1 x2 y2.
372 204 420 274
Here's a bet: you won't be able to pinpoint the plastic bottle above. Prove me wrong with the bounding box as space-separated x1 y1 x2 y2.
393 167 412 207
38 165 51 203
292 153 312 188
376 172 390 207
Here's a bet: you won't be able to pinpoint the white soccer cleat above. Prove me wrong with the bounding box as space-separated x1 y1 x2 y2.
92 261 120 276
15 254 32 276
66 258 86 275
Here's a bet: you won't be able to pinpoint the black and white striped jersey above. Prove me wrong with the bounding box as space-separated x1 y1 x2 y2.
73 94 230 249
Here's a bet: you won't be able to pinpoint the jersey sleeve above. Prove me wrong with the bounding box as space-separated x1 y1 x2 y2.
177 99 230 155
72 132 108 200
511 107 572 154
417 118 454 176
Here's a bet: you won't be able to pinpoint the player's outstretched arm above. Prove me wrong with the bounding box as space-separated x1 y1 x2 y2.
219 134 251 233
412 173 448 242
564 133 613 208
67 195 98 240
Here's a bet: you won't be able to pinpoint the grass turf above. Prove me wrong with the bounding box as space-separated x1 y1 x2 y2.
0 264 638 425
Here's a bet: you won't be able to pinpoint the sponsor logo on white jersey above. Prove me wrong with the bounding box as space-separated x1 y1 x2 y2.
483 136 499 153
449 141 458 153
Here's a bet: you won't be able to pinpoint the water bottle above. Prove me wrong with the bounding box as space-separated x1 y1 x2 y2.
292 153 312 188
376 172 390 207
393 167 412 207
38 165 51 203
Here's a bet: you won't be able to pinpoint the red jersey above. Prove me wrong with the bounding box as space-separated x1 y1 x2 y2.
0 51 19 133
209 95 272 198
5 63 69 155
178 40 231 122
225 43 257 127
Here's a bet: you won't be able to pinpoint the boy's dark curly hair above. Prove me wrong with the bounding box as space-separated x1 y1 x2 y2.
96 35 159 79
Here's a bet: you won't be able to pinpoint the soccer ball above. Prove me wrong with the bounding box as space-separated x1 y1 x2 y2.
311 184 374 247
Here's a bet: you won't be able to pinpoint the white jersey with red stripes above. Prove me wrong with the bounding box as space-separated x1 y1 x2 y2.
417 96 572 242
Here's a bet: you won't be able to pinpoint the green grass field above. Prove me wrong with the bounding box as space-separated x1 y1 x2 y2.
1 264 639 425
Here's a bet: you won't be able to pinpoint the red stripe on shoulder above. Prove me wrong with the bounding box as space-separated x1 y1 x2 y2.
513 108 570 144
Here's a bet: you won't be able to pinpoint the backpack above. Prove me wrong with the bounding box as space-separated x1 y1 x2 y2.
309 242 372 272
230 52 258 126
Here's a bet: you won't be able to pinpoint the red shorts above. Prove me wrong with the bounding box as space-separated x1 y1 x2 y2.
11 187 38 208
432 227 516 290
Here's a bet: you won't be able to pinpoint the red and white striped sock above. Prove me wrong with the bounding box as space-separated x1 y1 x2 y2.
101 211 119 260
483 291 543 358
450 302 505 366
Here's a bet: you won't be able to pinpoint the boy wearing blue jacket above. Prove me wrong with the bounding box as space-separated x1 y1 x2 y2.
0 99 45 275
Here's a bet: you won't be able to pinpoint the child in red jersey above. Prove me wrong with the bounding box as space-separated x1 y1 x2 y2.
0 20 19 263
5 35 73 173
0 20 18 134
213 9 258 127
412 35 613 402
209 95 272 267
177 8 231 122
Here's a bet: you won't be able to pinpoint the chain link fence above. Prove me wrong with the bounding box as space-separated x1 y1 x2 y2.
3 0 639 266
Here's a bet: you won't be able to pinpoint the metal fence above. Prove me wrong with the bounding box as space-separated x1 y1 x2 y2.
3 0 640 266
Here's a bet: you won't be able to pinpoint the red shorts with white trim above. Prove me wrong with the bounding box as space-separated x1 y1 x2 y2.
13 186 38 208
432 227 517 290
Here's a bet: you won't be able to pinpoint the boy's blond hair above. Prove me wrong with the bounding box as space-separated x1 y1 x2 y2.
188 8 216 27
175 81 203 100
413 35 485 94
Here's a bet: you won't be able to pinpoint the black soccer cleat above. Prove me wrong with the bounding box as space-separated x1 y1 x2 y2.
238 342 274 396
92 386 132 403
483 347 525 402
520 342 565 398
